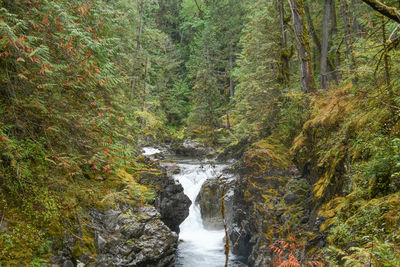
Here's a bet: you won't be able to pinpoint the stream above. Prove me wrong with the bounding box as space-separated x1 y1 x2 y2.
143 147 247 267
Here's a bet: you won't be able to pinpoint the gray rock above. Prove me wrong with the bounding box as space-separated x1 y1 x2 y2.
139 171 191 233
196 176 235 229
92 206 178 267
54 205 177 267
172 140 214 157
164 164 180 175
62 260 74 267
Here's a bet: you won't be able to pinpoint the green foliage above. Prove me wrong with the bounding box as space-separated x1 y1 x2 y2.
0 0 174 264
163 80 191 126
231 0 305 144
186 19 224 136
1 0 400 265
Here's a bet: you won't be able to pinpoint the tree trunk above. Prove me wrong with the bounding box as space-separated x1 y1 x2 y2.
304 1 336 74
288 0 315 93
341 0 358 83
381 19 391 87
304 2 321 52
131 0 144 98
193 0 204 18
330 0 340 83
229 32 234 98
320 0 331 89
142 56 148 111
278 0 291 84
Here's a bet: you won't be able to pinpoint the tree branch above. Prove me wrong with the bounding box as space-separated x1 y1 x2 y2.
361 0 400 23
193 0 204 17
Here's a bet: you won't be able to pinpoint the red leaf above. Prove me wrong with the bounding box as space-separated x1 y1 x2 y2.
41 15 48 25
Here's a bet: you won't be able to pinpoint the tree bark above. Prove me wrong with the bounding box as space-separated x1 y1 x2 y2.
330 0 340 83
142 56 148 111
131 0 144 98
361 0 400 23
304 2 321 51
381 19 391 87
321 0 331 89
193 0 204 18
278 0 291 84
304 1 336 73
341 0 358 83
288 0 315 93
229 32 234 98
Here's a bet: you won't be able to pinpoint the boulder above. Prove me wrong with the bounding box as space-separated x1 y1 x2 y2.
172 140 213 157
92 206 177 267
163 164 180 175
53 206 177 267
139 170 191 233
195 176 235 230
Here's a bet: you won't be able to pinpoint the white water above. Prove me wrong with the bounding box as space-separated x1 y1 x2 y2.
142 147 161 156
142 147 247 266
165 156 247 267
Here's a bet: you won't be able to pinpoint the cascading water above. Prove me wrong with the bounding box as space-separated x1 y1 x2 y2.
142 147 247 267
142 147 162 156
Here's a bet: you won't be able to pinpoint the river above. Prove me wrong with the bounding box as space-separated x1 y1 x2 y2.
143 147 247 267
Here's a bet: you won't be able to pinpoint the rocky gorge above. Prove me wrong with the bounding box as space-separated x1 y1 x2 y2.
190 140 328 266
51 140 328 266
51 146 191 266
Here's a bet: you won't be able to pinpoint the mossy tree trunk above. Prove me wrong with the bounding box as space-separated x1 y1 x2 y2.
278 0 292 85
288 0 315 93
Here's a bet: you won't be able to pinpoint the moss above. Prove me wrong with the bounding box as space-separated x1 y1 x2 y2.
71 227 96 260
243 139 291 176
318 197 346 231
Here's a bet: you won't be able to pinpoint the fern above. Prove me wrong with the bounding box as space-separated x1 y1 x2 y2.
270 237 325 267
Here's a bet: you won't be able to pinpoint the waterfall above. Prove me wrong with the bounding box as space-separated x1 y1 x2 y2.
143 147 246 266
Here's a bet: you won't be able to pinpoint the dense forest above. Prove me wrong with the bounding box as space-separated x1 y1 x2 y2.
0 0 400 266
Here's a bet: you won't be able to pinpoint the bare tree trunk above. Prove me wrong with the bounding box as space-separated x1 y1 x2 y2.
304 1 336 73
381 19 391 87
229 32 234 98
142 56 148 111
341 0 358 83
321 0 331 89
330 0 340 83
288 0 315 93
131 0 144 98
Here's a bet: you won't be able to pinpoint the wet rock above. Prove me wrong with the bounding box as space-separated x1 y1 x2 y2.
227 145 318 266
52 232 78 265
62 260 74 267
248 236 271 267
53 205 179 266
163 164 180 175
172 140 213 157
196 176 235 229
91 206 178 267
139 170 191 233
